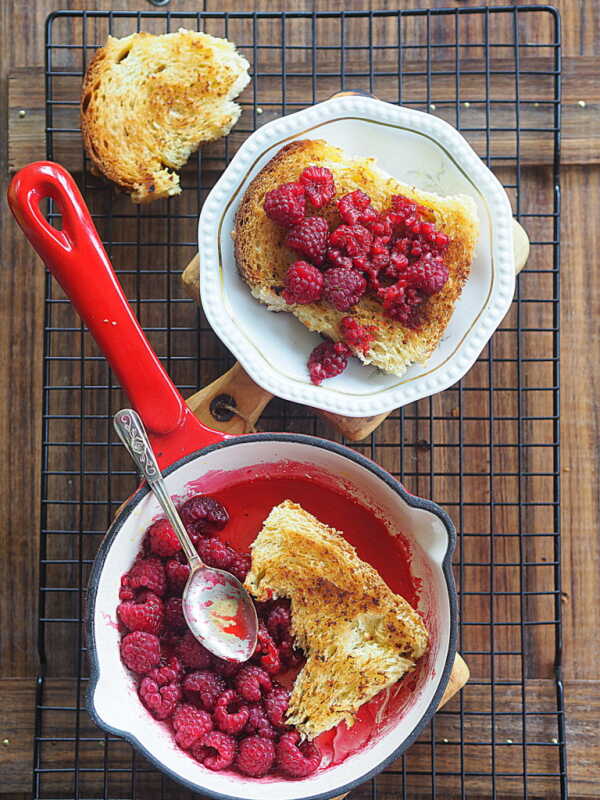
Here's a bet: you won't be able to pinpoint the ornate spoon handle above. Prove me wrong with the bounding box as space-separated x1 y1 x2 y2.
114 408 200 567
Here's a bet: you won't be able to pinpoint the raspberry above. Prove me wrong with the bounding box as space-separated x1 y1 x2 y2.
264 182 306 228
435 231 450 250
120 631 161 675
369 236 392 269
171 703 213 750
164 596 186 633
325 247 353 270
229 552 252 583
279 638 304 669
139 676 181 720
211 654 242 678
389 248 409 274
381 285 424 327
364 213 393 240
147 518 180 557
299 166 335 209
402 253 449 295
176 632 212 670
264 685 290 727
192 730 236 771
277 731 321 778
147 656 182 686
337 190 373 225
282 261 324 305
129 557 166 597
266 602 292 644
245 703 276 739
196 537 235 570
285 217 329 265
159 629 180 652
213 690 250 735
119 574 135 601
164 557 189 596
236 735 276 777
183 670 226 711
254 600 274 621
390 194 427 231
255 622 281 675
179 495 229 540
322 267 366 311
417 220 436 240
235 665 272 703
340 316 377 355
329 223 372 259
308 340 351 386
117 591 163 635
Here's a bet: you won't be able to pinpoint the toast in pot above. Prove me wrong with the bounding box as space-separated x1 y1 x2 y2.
234 139 479 378
81 29 250 203
244 500 429 740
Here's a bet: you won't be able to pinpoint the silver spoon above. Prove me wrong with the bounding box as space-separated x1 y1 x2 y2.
113 408 258 662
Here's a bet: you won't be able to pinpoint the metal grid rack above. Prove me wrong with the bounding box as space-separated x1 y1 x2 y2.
38 6 564 799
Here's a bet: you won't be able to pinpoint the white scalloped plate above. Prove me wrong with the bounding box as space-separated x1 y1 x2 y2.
199 96 515 417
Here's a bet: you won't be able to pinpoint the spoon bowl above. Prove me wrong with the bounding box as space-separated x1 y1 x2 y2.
113 408 258 662
183 566 258 662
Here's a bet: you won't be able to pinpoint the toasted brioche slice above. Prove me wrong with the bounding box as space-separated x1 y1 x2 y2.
81 29 250 202
244 501 429 740
234 139 479 377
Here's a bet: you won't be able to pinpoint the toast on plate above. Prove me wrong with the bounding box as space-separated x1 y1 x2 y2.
234 139 479 377
81 28 250 203
244 500 429 740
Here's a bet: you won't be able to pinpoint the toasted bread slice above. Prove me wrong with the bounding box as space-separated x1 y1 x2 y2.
234 139 479 377
244 501 429 740
81 29 250 203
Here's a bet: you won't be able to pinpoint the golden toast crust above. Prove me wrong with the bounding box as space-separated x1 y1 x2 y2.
244 501 429 740
234 139 479 376
81 29 250 203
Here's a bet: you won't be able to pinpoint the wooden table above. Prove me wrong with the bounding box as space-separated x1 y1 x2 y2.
0 1 598 798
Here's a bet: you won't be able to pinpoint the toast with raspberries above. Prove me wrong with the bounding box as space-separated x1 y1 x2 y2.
81 29 250 203
244 500 429 740
234 139 479 379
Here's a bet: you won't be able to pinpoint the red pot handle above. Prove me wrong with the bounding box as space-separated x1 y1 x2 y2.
8 161 224 466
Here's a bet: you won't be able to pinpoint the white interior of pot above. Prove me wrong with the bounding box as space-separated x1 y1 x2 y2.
89 438 453 800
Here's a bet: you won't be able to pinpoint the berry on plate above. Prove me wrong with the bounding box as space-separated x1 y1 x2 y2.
264 182 306 228
322 267 367 311
299 165 335 208
285 217 329 265
282 261 324 305
307 340 352 386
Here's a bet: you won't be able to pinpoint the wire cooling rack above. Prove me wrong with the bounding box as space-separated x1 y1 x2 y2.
38 6 564 799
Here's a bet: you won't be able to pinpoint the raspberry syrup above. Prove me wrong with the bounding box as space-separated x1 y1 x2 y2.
207 474 420 609
185 463 428 767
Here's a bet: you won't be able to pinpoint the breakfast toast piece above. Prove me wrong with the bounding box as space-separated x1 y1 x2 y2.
244 500 429 740
234 139 479 377
81 29 250 203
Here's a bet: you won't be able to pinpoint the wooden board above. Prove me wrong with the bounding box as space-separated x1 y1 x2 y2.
7 57 600 172
2 674 599 797
0 659 469 795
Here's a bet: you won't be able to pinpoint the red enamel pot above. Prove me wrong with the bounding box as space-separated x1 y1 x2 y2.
9 161 457 800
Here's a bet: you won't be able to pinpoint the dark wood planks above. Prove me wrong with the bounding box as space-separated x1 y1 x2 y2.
1 676 597 797
1 1 598 799
560 167 600 681
8 57 600 172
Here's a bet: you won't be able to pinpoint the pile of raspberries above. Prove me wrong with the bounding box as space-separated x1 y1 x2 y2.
117 493 320 780
263 166 451 385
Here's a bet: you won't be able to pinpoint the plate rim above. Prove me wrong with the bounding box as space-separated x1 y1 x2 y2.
199 96 515 416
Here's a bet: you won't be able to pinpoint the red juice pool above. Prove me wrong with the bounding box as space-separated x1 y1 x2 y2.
186 469 427 766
